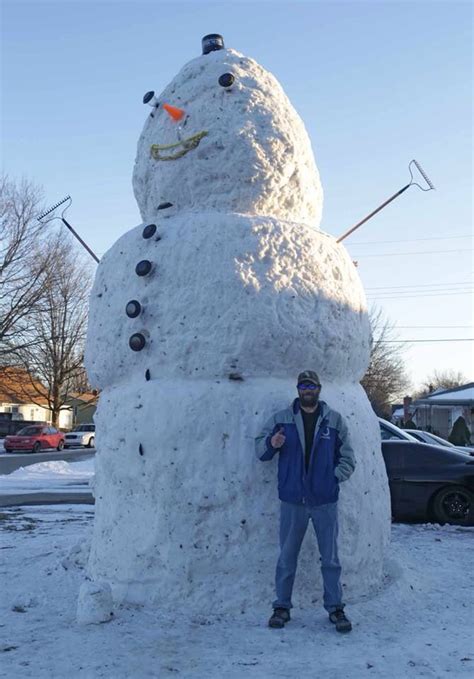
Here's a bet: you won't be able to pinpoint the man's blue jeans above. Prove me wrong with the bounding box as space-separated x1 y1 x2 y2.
273 501 343 613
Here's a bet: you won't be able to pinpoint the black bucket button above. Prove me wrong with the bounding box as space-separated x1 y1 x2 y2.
126 300 141 318
142 224 157 239
129 333 146 351
135 260 152 276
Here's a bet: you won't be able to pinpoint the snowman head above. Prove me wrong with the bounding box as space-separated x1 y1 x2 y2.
133 36 323 226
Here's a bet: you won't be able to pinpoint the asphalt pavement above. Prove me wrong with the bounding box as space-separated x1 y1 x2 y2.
0 447 95 507
1 491 94 507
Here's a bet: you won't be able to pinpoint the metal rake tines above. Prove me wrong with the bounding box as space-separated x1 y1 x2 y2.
409 160 435 191
37 195 71 221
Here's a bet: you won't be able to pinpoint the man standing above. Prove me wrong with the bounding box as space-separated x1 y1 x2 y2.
255 370 355 633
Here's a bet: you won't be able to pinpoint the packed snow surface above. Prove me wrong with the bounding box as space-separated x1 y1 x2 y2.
86 214 371 386
0 506 472 678
133 48 323 227
0 458 94 495
84 40 389 615
2 458 94 482
87 380 388 611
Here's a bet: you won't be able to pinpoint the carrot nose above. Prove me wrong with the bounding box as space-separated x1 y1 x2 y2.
162 103 185 122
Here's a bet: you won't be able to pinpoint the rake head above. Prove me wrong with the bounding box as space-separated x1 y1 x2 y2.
409 160 435 192
37 195 71 222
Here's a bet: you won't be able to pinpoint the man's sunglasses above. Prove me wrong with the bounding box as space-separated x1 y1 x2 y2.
297 382 321 391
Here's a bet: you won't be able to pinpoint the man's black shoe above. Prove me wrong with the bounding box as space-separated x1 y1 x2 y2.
329 608 352 633
268 608 291 628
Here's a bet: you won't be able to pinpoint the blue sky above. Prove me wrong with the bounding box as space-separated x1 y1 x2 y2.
2 0 472 390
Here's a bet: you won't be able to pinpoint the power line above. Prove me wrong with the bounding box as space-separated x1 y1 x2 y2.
381 338 473 343
357 249 472 258
349 234 472 246
368 288 473 295
368 290 473 299
394 325 473 329
368 291 473 298
366 281 472 290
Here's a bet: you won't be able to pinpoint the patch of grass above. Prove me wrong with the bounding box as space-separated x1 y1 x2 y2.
0 512 39 532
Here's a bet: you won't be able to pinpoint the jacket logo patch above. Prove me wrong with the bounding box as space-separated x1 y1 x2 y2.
320 427 331 440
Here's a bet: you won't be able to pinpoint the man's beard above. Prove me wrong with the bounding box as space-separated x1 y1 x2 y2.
300 392 319 408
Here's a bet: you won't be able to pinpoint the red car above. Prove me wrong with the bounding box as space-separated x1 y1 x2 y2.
4 425 65 454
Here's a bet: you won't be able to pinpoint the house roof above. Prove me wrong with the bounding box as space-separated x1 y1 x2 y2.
66 391 98 404
414 383 474 406
0 367 49 406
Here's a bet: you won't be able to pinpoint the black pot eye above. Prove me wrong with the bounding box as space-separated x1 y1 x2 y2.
218 73 234 88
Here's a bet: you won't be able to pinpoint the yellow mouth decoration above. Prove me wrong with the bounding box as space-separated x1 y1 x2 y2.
150 131 209 161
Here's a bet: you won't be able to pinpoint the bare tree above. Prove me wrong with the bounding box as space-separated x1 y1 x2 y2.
15 234 93 426
0 175 53 359
68 365 94 394
361 306 411 417
413 369 468 399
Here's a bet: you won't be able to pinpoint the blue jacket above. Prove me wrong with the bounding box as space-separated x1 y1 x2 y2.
255 399 356 506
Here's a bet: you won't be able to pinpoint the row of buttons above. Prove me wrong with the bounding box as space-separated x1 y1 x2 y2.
128 223 159 352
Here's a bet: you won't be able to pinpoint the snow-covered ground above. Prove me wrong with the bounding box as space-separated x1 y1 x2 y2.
0 499 472 678
0 458 94 496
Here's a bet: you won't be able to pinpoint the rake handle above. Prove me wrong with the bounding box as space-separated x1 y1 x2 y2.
336 183 411 243
61 218 100 263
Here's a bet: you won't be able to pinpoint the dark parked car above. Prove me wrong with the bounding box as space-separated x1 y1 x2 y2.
4 425 65 454
379 419 474 525
405 429 474 456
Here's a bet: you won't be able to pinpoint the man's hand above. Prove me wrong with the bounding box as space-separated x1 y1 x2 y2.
271 427 286 449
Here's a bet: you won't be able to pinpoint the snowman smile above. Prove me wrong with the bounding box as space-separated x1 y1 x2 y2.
150 130 208 161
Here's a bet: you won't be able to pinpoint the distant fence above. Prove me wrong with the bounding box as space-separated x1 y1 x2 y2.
0 414 47 437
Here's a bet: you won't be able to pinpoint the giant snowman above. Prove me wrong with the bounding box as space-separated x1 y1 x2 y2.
83 35 390 616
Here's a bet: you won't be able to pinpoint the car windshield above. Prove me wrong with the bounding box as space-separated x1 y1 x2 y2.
17 426 42 436
424 433 455 448
406 430 455 448
73 425 93 432
379 419 418 442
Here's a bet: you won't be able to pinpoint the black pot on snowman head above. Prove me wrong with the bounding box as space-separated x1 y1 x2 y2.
202 34 225 55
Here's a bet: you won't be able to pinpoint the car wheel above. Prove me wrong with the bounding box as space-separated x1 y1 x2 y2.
432 485 474 526
87 436 95 448
57 440 64 451
32 441 41 454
